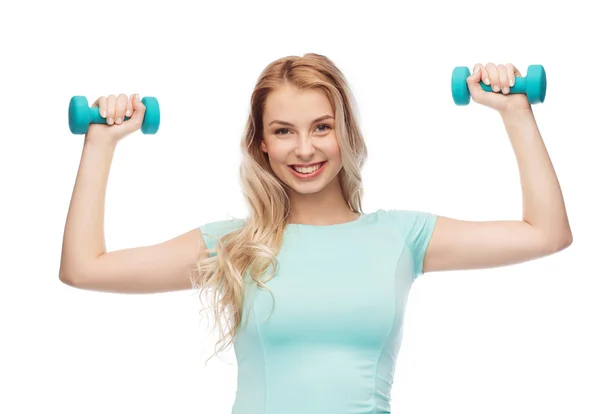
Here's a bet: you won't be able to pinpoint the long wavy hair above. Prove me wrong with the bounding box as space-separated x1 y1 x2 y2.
189 53 368 365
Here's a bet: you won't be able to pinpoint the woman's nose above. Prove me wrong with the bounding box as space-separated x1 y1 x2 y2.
295 136 316 158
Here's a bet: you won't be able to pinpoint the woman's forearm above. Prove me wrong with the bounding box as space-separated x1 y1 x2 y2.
59 137 117 279
500 107 572 246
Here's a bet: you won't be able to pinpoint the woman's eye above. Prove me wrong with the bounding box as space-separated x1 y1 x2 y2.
275 124 331 136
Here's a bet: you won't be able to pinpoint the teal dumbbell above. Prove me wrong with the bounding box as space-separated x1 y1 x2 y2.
68 95 161 134
451 64 546 106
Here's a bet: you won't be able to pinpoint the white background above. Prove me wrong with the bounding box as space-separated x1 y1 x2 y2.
1 1 598 413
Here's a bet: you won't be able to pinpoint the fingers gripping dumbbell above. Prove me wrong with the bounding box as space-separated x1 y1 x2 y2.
68 96 161 134
451 64 547 106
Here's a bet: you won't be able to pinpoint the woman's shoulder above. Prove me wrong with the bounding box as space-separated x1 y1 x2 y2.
366 208 438 238
199 216 247 237
367 208 436 223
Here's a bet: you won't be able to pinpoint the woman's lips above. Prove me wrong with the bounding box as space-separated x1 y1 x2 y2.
287 161 326 179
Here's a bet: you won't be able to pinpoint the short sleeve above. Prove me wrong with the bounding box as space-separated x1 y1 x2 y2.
389 209 438 278
198 218 246 257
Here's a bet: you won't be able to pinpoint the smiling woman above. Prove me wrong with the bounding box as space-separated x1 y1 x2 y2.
59 52 572 414
189 54 569 413
259 86 349 203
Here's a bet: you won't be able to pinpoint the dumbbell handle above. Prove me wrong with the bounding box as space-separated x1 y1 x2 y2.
88 106 132 124
478 76 527 94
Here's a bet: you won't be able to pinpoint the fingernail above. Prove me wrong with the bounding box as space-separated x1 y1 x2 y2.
116 118 122 124
135 93 140 101
125 110 131 117
503 87 509 94
485 78 490 85
102 110 106 118
510 79 514 87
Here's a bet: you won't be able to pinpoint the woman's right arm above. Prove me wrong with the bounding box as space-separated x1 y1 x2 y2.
59 94 207 294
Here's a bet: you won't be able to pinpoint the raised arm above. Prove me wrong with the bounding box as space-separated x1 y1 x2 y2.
423 63 572 274
59 93 206 293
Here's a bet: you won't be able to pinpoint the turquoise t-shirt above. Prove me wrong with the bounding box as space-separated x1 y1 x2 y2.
199 208 437 414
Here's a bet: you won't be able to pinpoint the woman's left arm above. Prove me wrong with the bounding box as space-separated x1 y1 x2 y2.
423 63 573 273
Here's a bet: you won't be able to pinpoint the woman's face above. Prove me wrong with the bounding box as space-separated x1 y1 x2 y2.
261 85 343 195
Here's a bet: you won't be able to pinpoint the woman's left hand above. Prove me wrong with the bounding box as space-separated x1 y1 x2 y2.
467 63 532 114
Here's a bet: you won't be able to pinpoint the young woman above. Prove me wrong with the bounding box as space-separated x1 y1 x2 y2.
59 53 572 413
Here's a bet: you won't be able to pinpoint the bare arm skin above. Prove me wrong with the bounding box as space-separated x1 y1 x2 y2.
424 106 572 273
59 94 207 294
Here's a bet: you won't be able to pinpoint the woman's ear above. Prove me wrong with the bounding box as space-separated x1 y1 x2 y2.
260 139 268 153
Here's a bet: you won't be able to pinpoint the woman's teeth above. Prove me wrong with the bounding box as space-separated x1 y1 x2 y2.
292 163 323 174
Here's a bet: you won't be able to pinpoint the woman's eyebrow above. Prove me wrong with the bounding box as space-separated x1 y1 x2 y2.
269 115 334 127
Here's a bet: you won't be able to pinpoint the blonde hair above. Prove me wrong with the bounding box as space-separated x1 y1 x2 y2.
189 53 368 365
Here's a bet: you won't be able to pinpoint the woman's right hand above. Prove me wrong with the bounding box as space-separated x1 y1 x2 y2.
86 93 146 144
